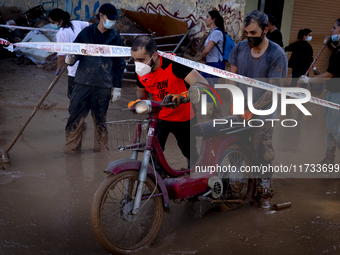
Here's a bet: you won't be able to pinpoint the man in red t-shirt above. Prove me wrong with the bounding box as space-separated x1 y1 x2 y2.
130 36 207 169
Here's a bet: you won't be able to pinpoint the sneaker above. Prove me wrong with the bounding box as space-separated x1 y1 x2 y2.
259 197 271 210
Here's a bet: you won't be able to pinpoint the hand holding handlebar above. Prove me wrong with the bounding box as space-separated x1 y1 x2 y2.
162 94 188 108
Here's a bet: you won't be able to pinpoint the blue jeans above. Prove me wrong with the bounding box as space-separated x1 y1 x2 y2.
201 61 225 102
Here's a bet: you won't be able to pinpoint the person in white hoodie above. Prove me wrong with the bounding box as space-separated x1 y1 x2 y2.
49 8 89 98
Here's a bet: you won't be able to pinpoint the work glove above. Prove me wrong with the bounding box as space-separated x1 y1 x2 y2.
241 110 253 121
313 67 320 75
128 99 141 108
111 88 121 103
163 94 186 108
65 54 75 65
298 75 310 84
55 67 62 76
324 35 331 45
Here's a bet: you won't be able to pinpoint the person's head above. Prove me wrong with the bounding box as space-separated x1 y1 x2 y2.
131 36 158 77
330 19 340 43
48 9 72 30
206 10 225 32
243 10 269 48
297 28 312 41
267 14 275 28
97 3 119 30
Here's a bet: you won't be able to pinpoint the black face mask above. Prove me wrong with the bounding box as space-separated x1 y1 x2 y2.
247 30 265 49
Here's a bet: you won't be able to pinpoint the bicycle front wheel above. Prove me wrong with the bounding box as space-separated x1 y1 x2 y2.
91 170 164 254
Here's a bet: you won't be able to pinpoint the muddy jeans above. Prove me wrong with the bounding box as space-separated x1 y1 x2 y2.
325 92 340 161
64 84 111 152
251 121 275 194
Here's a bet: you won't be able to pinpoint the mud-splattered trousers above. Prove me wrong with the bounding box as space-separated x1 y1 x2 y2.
64 23 126 152
325 92 340 161
251 121 275 196
64 84 111 152
67 76 76 99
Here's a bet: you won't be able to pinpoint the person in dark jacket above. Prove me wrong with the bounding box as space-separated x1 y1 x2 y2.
285 28 317 88
64 3 126 153
298 18 340 166
266 14 284 48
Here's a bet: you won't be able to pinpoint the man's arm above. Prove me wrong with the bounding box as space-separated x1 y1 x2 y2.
308 72 334 83
112 57 126 88
184 69 208 86
136 86 149 100
252 79 281 110
200 41 216 60
229 64 239 86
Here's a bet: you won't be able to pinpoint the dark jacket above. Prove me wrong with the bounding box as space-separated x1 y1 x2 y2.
73 23 126 88
285 40 313 71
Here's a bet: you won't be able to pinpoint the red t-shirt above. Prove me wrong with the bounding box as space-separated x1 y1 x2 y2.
137 56 195 122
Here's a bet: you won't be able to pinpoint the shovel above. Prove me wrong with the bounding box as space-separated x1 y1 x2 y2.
0 64 68 170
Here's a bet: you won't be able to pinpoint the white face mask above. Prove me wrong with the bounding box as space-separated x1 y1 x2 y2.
103 18 116 29
306 36 312 42
135 56 154 77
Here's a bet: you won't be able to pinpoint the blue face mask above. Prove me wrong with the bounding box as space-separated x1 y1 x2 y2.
306 36 312 42
103 18 116 29
50 23 60 30
331 34 339 42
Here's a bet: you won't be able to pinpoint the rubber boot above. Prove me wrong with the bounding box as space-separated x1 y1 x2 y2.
257 178 272 210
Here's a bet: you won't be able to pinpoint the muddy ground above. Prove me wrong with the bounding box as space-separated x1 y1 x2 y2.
1 58 340 255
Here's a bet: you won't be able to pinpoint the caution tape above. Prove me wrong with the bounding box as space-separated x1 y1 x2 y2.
0 24 57 32
0 38 11 46
157 52 340 111
0 24 151 36
1 39 131 57
0 38 339 110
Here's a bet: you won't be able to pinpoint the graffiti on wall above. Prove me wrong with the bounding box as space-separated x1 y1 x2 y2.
0 0 244 40
137 2 243 41
0 0 100 21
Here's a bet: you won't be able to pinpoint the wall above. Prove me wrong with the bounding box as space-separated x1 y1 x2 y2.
0 0 245 41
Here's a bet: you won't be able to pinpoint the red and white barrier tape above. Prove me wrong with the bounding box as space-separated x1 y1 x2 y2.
0 24 151 36
0 24 57 32
1 38 338 110
1 39 131 57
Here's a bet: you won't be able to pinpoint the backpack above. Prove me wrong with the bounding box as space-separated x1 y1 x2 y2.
215 28 235 62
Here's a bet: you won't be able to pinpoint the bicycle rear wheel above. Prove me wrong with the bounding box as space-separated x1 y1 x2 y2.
91 170 163 254
218 144 256 208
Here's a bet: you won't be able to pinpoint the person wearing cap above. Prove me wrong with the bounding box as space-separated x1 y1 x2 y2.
63 3 126 153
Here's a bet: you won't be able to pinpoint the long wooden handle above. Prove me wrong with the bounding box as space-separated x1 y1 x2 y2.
6 64 68 153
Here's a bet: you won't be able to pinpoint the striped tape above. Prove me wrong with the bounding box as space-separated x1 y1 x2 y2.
1 38 338 110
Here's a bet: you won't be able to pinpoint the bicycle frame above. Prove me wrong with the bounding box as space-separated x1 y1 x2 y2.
104 100 253 214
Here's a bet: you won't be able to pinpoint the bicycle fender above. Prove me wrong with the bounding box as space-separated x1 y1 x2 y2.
214 135 243 165
103 159 171 213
